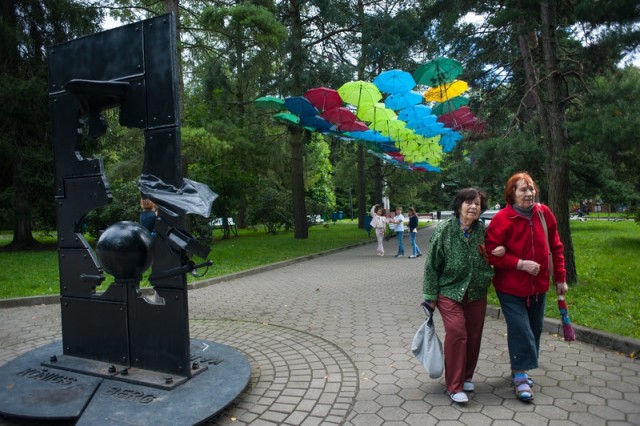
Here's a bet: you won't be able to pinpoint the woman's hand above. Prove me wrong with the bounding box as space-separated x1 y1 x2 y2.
492 245 506 257
556 282 568 295
517 259 541 276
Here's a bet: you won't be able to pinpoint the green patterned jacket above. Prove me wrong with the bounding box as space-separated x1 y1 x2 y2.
423 217 494 302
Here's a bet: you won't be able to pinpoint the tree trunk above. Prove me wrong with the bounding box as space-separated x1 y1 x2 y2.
291 127 308 238
373 158 384 206
9 158 38 249
357 144 365 228
287 0 308 239
539 0 577 283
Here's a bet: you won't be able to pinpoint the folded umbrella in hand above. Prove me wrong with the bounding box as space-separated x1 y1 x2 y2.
557 296 576 342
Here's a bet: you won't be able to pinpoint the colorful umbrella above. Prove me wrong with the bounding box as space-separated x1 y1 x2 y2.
438 106 482 132
358 103 397 123
424 80 469 103
439 132 463 152
337 81 382 108
299 115 336 132
371 119 406 137
255 96 286 111
284 96 318 117
273 112 300 125
373 69 416 94
338 120 369 132
384 91 424 111
346 130 392 143
414 57 463 87
304 87 342 112
321 107 358 126
557 296 576 342
432 96 470 116
398 105 433 122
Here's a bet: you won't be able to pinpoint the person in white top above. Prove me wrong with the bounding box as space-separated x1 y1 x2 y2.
370 204 388 256
392 206 405 257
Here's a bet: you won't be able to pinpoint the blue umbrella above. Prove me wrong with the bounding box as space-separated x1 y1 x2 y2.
384 91 424 111
284 96 318 117
413 121 447 138
346 130 392 143
300 115 336 132
439 132 463 152
373 69 416 94
398 105 433 122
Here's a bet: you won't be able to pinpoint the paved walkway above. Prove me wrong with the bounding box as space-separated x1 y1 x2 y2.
1 230 639 425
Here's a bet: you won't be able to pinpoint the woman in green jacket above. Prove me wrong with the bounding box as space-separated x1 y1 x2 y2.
423 188 503 403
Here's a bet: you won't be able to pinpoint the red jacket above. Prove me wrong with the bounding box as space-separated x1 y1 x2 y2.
485 203 566 297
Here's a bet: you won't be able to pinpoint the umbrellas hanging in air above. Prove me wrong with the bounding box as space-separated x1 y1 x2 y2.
438 106 481 131
304 87 342 112
284 96 319 117
398 105 433 122
373 69 416 94
424 80 469 103
299 115 336 132
557 296 576 342
337 81 383 109
347 130 392 143
384 91 424 111
432 96 470 116
371 118 406 137
439 132 463 152
357 102 397 123
321 107 358 126
338 120 369 132
414 57 463 87
273 112 300 125
254 96 286 111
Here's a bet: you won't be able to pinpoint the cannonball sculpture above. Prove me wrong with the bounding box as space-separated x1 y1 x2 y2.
96 221 154 279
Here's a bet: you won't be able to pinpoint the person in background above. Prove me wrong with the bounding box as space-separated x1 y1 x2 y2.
407 207 422 258
139 198 157 233
369 204 388 256
391 206 405 257
485 172 568 402
423 188 504 404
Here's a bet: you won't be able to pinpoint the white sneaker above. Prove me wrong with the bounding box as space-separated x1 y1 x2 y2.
449 391 468 403
463 381 475 392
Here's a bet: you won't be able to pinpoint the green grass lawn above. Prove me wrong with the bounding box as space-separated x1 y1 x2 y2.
1 220 639 339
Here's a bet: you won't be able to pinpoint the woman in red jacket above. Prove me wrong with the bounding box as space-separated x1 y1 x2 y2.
485 172 569 402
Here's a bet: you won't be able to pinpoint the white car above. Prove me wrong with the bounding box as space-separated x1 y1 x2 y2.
480 209 500 227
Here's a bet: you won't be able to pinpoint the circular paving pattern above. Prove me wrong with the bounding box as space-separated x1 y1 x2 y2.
191 319 359 425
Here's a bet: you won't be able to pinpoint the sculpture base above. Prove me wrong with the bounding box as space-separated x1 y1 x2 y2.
0 339 250 425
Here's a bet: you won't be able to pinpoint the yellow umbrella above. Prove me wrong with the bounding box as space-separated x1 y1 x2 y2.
423 80 469 103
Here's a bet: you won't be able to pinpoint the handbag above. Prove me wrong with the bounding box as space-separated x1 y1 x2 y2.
411 302 444 379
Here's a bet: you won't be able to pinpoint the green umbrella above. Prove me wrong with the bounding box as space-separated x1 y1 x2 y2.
357 102 397 123
273 112 300 125
414 57 463 87
337 81 382 108
432 96 470 116
255 96 286 111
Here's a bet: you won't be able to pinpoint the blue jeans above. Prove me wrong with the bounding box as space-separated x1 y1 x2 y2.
395 230 404 255
409 231 421 256
497 291 546 371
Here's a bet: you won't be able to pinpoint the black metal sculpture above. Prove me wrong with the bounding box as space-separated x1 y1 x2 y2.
0 14 249 424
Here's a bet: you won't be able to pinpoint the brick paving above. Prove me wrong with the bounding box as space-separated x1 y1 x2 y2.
1 228 639 425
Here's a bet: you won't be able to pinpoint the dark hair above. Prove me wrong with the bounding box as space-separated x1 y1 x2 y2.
504 172 539 205
408 207 416 215
452 188 487 217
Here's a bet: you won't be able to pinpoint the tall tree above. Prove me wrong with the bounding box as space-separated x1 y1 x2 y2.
0 0 101 249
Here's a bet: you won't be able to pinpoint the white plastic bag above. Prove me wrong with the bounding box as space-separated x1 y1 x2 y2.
411 303 444 379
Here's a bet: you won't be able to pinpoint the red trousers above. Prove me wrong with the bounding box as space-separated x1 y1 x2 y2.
437 294 487 394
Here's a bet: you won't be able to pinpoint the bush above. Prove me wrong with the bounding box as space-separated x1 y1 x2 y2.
247 187 292 234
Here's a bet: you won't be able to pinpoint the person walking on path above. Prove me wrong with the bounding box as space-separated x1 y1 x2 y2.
484 172 569 402
423 188 504 404
391 206 405 257
407 207 422 258
369 204 388 256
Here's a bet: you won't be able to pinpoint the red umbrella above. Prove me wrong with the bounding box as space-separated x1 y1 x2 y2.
304 87 342 112
437 106 478 131
321 107 358 126
338 120 369 132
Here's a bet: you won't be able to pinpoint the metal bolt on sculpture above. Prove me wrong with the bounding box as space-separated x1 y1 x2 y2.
0 14 250 424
